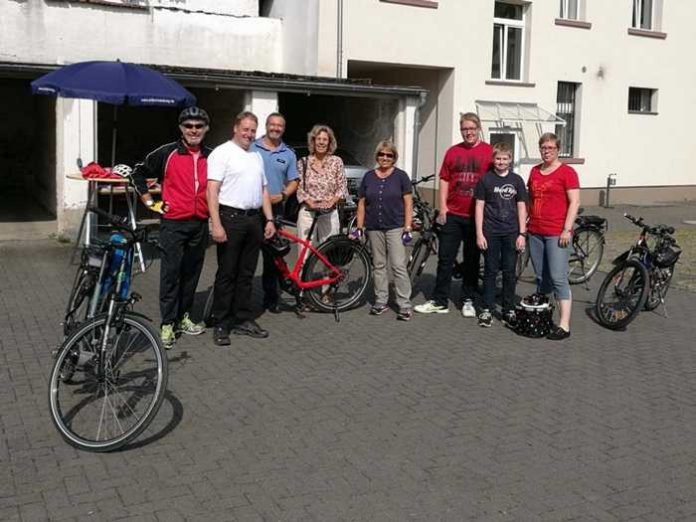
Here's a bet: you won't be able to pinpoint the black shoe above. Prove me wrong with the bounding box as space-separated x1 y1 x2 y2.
547 326 570 340
502 310 518 329
213 326 231 346
265 303 282 314
232 320 269 339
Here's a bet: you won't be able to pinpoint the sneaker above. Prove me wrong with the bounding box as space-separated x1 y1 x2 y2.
547 325 571 341
232 320 269 339
177 313 205 336
502 310 518 328
478 309 492 328
396 310 413 321
414 300 449 314
160 324 176 349
461 299 476 318
370 304 389 315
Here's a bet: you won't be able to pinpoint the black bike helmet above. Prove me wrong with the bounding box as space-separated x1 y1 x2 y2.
178 106 210 125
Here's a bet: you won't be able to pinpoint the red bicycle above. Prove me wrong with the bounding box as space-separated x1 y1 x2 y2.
203 210 372 322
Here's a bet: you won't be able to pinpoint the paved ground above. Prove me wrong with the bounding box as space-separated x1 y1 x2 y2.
2 204 696 521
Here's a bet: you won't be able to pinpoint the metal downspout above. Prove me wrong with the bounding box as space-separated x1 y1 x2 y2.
337 0 344 78
411 91 428 179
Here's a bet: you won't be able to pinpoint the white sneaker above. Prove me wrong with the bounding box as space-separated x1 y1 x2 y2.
414 300 449 314
461 300 476 318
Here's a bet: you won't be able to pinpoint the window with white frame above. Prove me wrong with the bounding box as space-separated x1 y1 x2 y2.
632 0 656 30
555 82 579 157
559 0 579 20
628 87 658 113
491 2 527 81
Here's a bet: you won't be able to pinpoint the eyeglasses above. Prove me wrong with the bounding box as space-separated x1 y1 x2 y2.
182 123 205 129
377 152 395 159
461 127 479 133
539 146 558 151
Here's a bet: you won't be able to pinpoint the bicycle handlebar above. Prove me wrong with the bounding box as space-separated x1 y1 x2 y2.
412 174 435 186
88 206 150 243
623 213 675 236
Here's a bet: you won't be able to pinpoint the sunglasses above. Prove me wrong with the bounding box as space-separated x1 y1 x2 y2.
182 123 205 129
377 152 395 159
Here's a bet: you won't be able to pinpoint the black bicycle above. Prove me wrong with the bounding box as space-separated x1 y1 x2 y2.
595 213 681 330
515 208 607 285
406 174 439 285
49 207 168 452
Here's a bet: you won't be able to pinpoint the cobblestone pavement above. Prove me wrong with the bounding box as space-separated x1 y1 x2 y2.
2 226 696 521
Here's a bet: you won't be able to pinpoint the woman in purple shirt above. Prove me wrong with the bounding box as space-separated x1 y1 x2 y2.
354 141 414 321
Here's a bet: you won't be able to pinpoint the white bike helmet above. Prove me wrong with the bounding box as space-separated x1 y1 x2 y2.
112 164 133 178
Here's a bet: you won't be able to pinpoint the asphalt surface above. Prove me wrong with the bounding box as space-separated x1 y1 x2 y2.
2 208 696 521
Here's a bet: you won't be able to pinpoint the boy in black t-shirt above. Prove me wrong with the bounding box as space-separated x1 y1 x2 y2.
473 143 528 328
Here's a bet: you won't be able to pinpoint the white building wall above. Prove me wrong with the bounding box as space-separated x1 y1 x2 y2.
265 0 320 75
340 0 696 193
0 1 281 72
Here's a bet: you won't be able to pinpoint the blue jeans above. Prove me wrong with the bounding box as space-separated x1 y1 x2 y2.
529 234 571 300
482 233 518 313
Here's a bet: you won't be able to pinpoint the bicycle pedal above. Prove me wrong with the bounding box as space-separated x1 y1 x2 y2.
130 292 142 302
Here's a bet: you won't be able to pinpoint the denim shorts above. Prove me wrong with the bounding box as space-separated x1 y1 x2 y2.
528 233 572 300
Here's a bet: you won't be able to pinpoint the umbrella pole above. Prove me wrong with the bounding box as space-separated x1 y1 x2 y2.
111 105 118 166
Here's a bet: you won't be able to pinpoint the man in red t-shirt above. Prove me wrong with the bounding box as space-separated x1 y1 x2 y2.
415 112 493 316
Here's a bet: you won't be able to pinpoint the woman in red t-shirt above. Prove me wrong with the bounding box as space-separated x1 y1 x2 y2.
527 133 581 340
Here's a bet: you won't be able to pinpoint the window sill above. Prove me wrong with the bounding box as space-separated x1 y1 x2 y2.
561 157 585 165
555 18 592 29
485 80 536 88
628 110 658 115
627 28 667 39
379 0 438 8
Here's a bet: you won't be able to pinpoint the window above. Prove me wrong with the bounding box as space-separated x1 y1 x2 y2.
628 87 657 113
491 2 527 81
632 0 654 30
555 82 579 157
559 0 579 20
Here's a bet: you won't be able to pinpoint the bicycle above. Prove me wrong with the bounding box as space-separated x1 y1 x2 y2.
49 207 168 452
406 174 439 285
595 213 681 330
515 207 607 285
204 209 372 322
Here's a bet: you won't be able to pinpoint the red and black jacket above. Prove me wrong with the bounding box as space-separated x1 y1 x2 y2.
132 140 212 221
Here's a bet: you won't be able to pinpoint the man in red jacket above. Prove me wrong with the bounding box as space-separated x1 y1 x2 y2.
132 107 212 348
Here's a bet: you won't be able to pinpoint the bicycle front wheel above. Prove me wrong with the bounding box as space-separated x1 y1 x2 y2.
303 237 372 312
595 259 648 330
568 228 604 284
49 313 168 452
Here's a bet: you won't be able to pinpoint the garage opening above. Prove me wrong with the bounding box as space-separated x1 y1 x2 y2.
279 92 399 167
0 77 56 224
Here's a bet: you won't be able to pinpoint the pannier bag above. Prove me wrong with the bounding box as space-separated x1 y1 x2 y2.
654 244 681 268
514 294 554 338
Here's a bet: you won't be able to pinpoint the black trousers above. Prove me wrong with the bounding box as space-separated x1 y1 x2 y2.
432 213 480 307
482 233 518 313
158 218 208 326
211 210 263 328
262 202 285 307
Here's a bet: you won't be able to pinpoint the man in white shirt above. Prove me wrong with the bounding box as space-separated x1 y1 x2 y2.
207 111 276 346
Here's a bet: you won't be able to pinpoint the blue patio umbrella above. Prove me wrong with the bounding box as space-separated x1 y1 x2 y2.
31 60 196 106
31 60 196 164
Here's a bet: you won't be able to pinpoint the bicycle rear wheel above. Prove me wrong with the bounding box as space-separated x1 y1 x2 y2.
595 259 648 330
49 313 168 452
568 228 604 284
407 238 431 285
303 237 372 312
644 265 674 311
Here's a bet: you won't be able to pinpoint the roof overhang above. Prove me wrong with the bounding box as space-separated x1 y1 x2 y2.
475 100 566 126
0 61 427 100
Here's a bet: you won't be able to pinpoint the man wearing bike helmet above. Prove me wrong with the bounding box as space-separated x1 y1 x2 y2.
132 106 212 349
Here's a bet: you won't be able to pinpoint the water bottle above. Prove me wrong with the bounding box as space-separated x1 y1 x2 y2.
101 233 129 298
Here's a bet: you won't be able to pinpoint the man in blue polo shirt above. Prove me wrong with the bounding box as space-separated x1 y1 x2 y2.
252 112 299 313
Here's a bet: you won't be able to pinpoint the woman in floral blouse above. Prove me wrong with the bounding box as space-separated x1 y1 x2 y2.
296 124 348 243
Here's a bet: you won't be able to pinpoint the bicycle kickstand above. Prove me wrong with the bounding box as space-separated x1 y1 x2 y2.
294 294 307 319
333 304 340 323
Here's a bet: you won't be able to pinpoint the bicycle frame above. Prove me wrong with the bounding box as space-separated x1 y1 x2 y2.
273 226 342 291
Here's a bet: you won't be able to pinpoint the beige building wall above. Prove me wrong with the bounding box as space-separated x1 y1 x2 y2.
338 0 696 202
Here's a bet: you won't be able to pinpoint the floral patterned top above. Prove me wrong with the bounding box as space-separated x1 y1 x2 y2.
296 154 348 205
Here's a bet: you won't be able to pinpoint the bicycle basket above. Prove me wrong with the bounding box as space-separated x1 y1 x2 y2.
655 244 681 268
514 294 554 338
263 236 291 257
